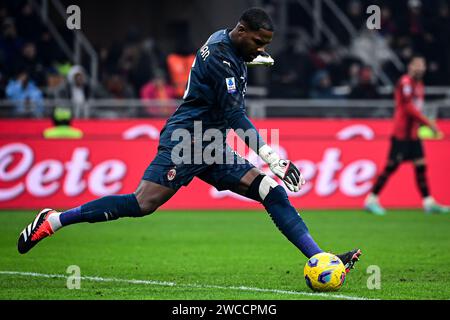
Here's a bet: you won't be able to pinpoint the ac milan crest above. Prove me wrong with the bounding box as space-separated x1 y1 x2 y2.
167 168 177 181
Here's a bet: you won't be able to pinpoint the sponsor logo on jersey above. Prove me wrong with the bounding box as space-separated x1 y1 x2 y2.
226 77 237 93
222 60 231 68
167 168 177 181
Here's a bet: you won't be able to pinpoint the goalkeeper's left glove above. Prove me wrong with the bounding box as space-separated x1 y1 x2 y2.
258 144 305 192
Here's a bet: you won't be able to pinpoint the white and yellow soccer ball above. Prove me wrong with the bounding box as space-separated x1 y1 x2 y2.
304 252 346 292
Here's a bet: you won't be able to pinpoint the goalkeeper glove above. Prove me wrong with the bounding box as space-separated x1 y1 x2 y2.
246 51 274 67
258 144 305 192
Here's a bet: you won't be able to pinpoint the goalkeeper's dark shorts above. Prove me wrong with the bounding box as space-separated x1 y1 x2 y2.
142 144 255 191
388 137 424 162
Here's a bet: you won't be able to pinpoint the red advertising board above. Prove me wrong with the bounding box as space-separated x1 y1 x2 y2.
1 119 449 209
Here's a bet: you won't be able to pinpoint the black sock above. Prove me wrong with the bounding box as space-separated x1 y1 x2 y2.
414 164 430 198
372 161 399 195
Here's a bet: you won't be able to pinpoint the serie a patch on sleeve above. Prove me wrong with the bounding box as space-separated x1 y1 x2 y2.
226 77 237 93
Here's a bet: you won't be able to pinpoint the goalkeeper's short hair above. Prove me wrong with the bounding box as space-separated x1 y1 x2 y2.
239 7 274 32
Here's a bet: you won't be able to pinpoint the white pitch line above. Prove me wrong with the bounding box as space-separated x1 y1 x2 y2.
0 270 375 300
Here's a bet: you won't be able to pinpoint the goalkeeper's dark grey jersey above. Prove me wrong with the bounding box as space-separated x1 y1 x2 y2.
158 29 261 150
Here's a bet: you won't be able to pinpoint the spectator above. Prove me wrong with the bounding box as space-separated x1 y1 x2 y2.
104 74 135 99
15 1 42 42
118 27 144 87
6 69 44 117
268 31 313 98
16 42 46 86
309 70 337 99
426 1 450 85
346 0 364 31
45 70 66 98
129 37 166 93
341 59 362 87
119 44 140 77
84 74 136 118
140 71 177 117
399 0 430 55
166 51 195 98
309 44 343 85
329 0 365 45
37 28 63 68
349 66 380 99
379 6 399 41
0 18 23 77
65 65 90 118
166 22 196 98
406 0 425 37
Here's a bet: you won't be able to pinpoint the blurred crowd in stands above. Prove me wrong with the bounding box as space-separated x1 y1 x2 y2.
267 0 450 99
1 0 450 118
0 0 192 117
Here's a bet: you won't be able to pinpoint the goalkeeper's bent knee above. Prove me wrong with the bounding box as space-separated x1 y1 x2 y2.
245 174 279 203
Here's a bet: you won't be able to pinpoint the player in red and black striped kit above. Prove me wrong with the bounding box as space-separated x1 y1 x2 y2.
365 56 448 215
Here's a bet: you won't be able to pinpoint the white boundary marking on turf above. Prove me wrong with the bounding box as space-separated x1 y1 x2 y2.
0 270 375 300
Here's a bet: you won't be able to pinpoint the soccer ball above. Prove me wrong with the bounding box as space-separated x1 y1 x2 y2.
304 252 346 292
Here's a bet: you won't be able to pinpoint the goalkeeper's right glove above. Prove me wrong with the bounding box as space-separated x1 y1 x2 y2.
258 144 305 192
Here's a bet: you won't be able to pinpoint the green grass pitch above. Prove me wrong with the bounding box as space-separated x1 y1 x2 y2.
0 209 449 300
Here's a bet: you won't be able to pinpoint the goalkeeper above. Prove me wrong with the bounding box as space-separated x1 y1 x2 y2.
18 8 361 271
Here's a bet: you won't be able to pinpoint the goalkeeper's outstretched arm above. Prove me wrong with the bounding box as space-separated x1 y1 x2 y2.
228 113 305 192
